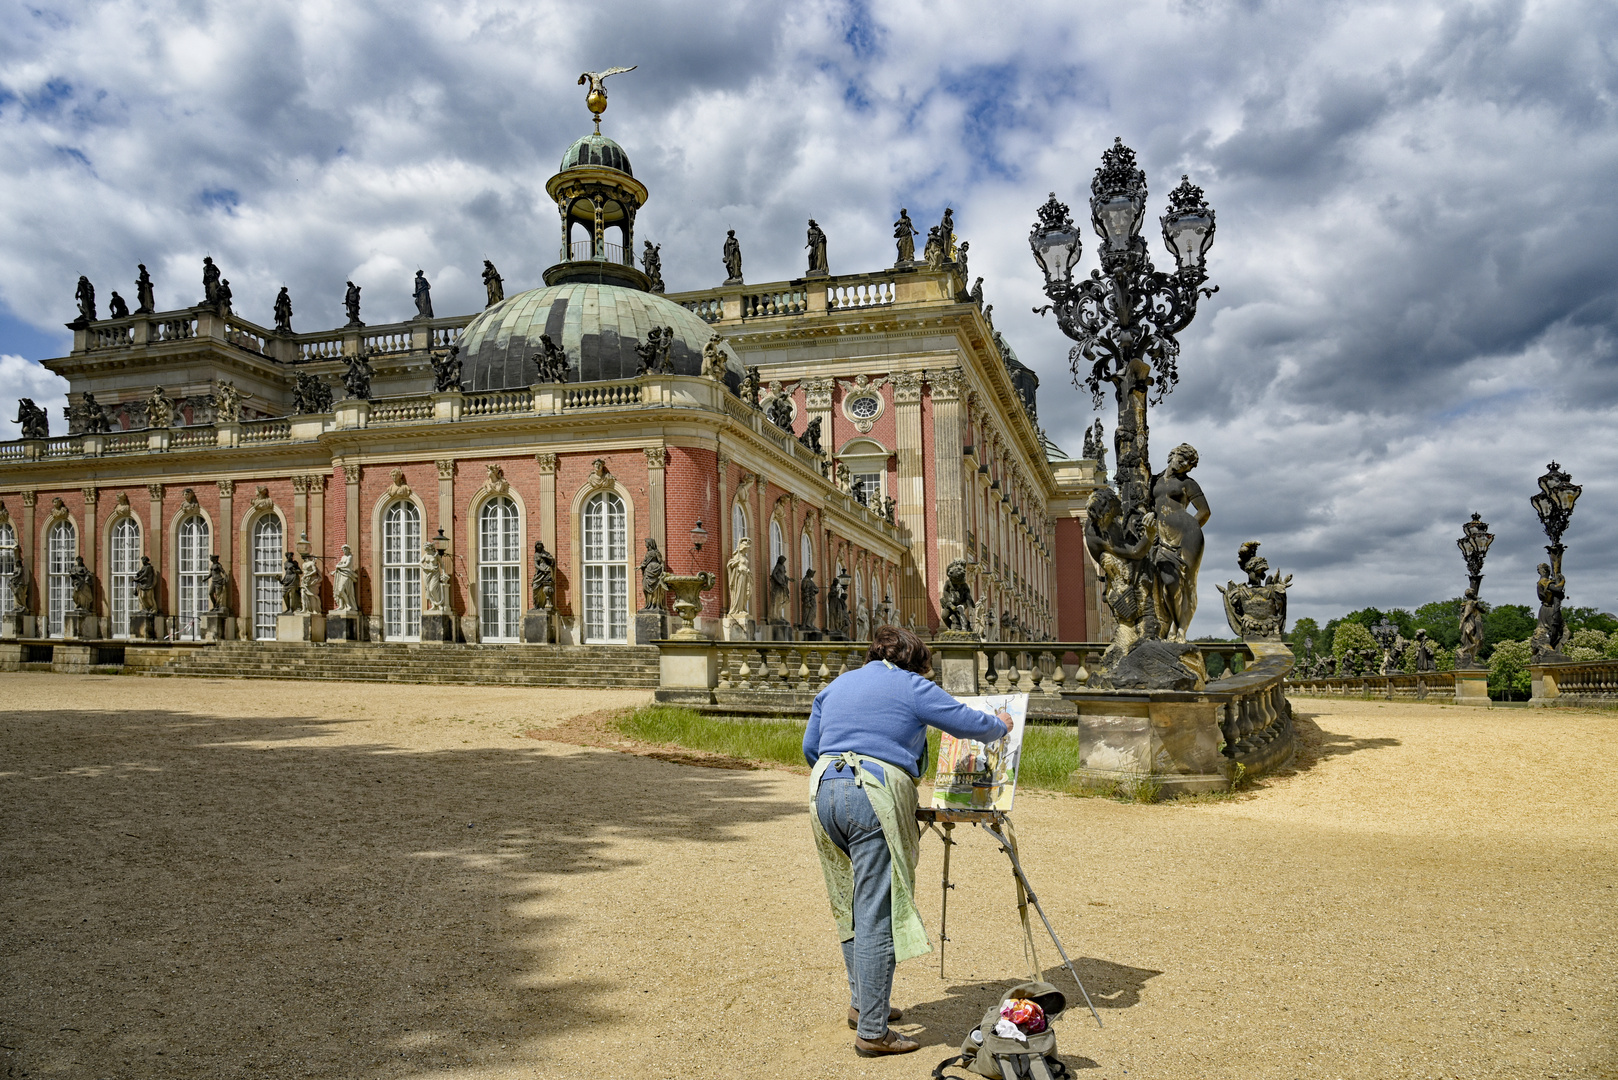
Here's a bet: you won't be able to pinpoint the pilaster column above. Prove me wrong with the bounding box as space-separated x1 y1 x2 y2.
21 491 36 615
291 476 310 547
342 465 361 555
716 454 731 613
752 474 766 621
217 480 234 603
644 446 666 552
435 460 457 612
81 488 99 608
930 369 966 594
534 453 557 556
146 485 163 612
804 377 834 451
308 475 327 563
891 370 926 627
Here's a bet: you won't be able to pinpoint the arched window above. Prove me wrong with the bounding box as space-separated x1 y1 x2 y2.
47 520 76 638
108 517 141 638
382 501 421 641
252 515 283 640
800 532 813 576
0 520 18 616
731 502 748 547
176 516 210 641
478 497 521 642
582 491 628 643
769 519 784 574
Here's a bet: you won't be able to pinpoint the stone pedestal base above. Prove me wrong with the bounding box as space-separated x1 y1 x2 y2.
277 612 325 642
326 614 363 642
722 616 755 642
421 613 455 642
131 613 158 640
766 620 794 642
63 613 96 640
934 640 982 695
635 609 667 645
1454 668 1490 706
459 616 481 644
522 608 554 645
0 614 34 639
799 627 823 641
653 641 720 706
201 612 231 642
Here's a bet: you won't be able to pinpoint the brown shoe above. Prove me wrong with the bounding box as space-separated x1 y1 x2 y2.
854 1029 920 1057
847 1006 903 1030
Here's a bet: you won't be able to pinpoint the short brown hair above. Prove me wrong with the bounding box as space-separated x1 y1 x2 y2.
868 624 931 675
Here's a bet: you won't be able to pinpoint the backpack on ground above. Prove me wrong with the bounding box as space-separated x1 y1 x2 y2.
932 981 1073 1080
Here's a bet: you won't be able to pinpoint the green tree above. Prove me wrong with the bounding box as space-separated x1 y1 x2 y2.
1483 604 1535 655
1487 640 1533 701
1564 607 1618 635
1411 598 1466 650
1287 617 1321 655
1332 620 1378 659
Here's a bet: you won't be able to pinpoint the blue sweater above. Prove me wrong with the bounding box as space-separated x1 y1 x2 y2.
802 661 1010 778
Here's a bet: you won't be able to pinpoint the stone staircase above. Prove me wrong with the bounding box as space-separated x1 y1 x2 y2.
141 641 660 689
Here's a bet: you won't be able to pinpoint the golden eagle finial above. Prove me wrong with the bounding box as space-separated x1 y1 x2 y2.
578 66 637 131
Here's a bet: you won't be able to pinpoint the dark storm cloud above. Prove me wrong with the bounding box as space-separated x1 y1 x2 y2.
1 0 1614 630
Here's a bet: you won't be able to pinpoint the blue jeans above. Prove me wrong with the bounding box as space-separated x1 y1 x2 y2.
816 773 895 1039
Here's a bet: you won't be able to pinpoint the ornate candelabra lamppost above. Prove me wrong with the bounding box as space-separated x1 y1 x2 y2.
1031 139 1217 683
1529 462 1581 659
1454 513 1494 668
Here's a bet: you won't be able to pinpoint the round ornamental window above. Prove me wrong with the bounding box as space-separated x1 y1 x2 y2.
841 386 888 432
849 395 880 419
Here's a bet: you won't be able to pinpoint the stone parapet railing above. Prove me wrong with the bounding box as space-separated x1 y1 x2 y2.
1530 657 1618 705
1288 671 1459 700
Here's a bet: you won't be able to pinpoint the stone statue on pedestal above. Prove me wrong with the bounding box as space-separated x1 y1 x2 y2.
135 264 155 315
800 568 818 630
722 230 743 283
769 556 790 623
342 352 374 401
214 382 242 424
725 538 753 618
827 574 848 638
145 386 175 430
201 257 221 308
9 555 31 614
482 260 504 307
741 367 761 409
1457 588 1484 668
207 554 228 613
331 546 358 614
14 399 48 439
638 538 666 610
413 270 434 319
281 553 301 613
642 242 664 293
532 335 569 383
109 292 129 319
133 556 158 614
1149 443 1209 643
431 345 463 392
1412 629 1436 672
1218 541 1292 641
531 541 556 610
216 279 233 315
299 557 323 614
274 287 293 332
893 209 918 265
70 556 95 614
343 281 363 328
72 275 96 327
940 560 975 634
805 219 828 276
1531 561 1568 659
421 544 449 614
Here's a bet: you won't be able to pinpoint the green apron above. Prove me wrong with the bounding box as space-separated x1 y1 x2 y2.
809 750 930 964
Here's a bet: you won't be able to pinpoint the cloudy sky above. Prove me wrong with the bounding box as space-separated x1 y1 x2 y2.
1 0 1614 635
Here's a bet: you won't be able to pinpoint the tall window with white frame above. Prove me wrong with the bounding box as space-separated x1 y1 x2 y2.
731 502 748 547
176 515 210 640
252 515 283 640
769 519 784 576
47 520 75 637
108 517 141 638
582 491 628 643
853 472 882 507
382 501 422 641
0 519 14 614
478 497 521 642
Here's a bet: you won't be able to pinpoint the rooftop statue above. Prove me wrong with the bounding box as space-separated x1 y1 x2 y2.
135 264 155 315
766 393 794 432
15 398 49 439
642 241 665 293
342 351 374 401
273 286 293 332
702 334 728 379
213 382 242 424
72 275 96 327
216 278 233 315
969 276 984 306
431 344 463 392
634 326 674 375
413 270 433 319
923 226 943 269
937 207 955 261
954 239 970 285
201 257 221 308
1218 541 1291 642
482 260 504 307
108 292 129 319
740 366 762 409
722 230 743 284
805 219 828 277
292 371 332 415
343 280 363 328
145 386 175 430
797 416 823 454
532 335 569 383
578 65 636 130
893 209 918 265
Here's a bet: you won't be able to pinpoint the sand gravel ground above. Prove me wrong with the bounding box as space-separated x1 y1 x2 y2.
1 674 1614 1079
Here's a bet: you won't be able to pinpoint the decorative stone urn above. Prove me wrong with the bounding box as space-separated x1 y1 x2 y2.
663 571 716 640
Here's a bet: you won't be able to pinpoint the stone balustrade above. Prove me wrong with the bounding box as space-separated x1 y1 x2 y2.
1288 671 1458 701
1529 657 1618 705
240 418 292 444
563 380 642 409
464 388 532 417
368 396 435 424
224 318 269 356
362 329 413 355
299 335 345 361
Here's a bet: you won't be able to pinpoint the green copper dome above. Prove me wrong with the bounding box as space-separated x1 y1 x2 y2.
560 132 633 176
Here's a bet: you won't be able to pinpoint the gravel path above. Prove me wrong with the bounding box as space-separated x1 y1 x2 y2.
1 675 1613 1079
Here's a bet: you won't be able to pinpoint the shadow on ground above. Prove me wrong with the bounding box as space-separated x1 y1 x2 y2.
0 707 799 1079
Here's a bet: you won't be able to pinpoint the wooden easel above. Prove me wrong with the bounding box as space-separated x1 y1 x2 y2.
917 807 1103 1028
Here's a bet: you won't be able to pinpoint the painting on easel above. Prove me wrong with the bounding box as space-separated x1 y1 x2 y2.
930 693 1029 813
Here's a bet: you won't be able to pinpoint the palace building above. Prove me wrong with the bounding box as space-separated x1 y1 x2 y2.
0 107 1105 650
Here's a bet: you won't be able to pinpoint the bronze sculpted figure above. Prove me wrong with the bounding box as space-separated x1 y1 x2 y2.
1149 443 1210 642
292 372 332 415
769 555 791 623
14 398 48 439
531 541 556 611
722 230 743 283
72 275 96 326
826 571 848 638
1411 629 1436 673
577 65 637 127
893 209 918 265
215 278 233 315
797 416 823 454
273 286 293 332
342 352 374 401
135 264 155 314
638 538 666 610
201 257 221 308
805 219 828 276
281 552 301 614
70 556 95 614
532 335 569 382
1218 541 1291 641
66 392 108 435
207 554 229 613
800 567 819 630
133 556 158 615
431 345 463 392
634 326 674 375
108 292 129 319
482 260 504 307
1530 561 1568 659
413 270 433 319
939 559 976 634
1085 486 1156 657
1457 588 1485 669
343 280 363 327
145 386 175 430
766 393 794 431
642 241 665 293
